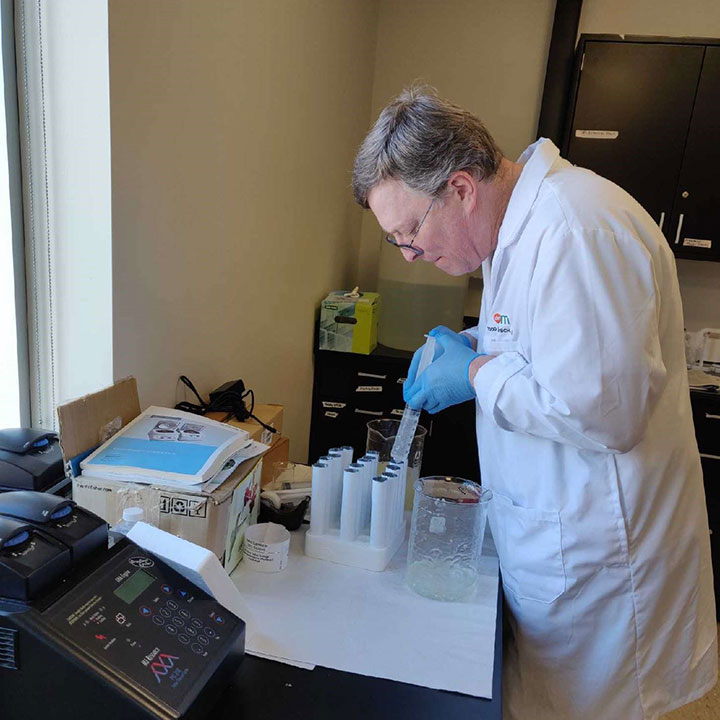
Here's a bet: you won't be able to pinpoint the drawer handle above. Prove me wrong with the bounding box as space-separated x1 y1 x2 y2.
706 413 720 421
354 408 383 416
700 453 720 461
674 213 684 245
357 372 387 380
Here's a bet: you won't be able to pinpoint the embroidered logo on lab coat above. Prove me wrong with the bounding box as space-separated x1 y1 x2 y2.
487 313 513 336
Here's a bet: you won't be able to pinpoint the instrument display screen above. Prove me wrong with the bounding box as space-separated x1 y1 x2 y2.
113 569 154 604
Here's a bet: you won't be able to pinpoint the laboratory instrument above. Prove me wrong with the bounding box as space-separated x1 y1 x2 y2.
407 477 491 601
0 491 245 720
0 427 67 494
0 490 107 562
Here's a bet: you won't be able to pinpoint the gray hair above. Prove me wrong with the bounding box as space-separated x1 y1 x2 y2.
352 85 503 208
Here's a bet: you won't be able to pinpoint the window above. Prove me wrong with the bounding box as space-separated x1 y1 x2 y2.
0 0 29 428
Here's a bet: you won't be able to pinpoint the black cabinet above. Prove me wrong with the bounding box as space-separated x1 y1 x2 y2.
672 47 720 260
308 346 480 484
564 36 720 262
690 389 720 618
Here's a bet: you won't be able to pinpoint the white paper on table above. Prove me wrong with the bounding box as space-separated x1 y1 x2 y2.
246 649 315 670
231 524 499 698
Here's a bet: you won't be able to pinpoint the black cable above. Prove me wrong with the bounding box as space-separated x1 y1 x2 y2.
175 375 277 434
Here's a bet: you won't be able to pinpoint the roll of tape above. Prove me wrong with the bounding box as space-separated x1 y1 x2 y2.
244 522 291 572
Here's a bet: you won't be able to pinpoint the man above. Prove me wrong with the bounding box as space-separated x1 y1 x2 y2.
352 86 717 720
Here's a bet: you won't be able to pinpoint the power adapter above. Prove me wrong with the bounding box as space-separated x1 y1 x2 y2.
209 379 247 407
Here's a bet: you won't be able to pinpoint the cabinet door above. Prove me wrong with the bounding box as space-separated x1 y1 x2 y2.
670 47 720 261
567 41 704 230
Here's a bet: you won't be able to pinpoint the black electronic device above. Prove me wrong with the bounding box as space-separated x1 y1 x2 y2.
0 428 66 493
0 491 108 562
0 515 72 601
0 538 245 720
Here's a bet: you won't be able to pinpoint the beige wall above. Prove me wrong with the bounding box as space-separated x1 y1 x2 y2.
109 0 378 461
108 0 720 465
356 0 556 292
578 0 720 330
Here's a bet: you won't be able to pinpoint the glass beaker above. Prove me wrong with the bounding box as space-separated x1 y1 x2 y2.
366 418 427 509
406 477 492 602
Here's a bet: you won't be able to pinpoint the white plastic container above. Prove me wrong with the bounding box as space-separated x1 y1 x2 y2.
305 449 406 571
376 236 467 351
108 506 144 546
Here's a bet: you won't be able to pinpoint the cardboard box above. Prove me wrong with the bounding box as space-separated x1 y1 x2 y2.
319 290 379 354
205 403 283 445
57 377 265 571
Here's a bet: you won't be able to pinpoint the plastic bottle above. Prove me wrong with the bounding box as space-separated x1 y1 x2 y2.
108 506 144 546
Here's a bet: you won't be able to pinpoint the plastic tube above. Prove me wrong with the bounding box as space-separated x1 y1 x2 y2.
387 460 407 530
327 450 344 528
370 476 391 548
340 467 363 542
310 461 330 535
391 336 436 463
340 446 354 469
357 456 374 533
365 450 379 478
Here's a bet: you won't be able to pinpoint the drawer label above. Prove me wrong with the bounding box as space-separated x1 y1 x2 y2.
683 238 712 249
356 385 383 393
324 411 339 419
575 129 618 139
322 401 346 409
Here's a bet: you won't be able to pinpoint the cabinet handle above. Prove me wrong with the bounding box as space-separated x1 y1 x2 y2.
706 413 720 421
674 213 684 245
659 212 665 231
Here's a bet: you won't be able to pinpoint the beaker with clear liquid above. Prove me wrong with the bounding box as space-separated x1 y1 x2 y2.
406 477 492 602
366 419 427 509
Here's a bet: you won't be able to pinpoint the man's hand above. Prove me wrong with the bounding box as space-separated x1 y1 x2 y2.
404 326 471 391
404 330 481 414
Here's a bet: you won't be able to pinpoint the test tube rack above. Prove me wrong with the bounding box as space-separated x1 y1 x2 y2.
305 447 407 571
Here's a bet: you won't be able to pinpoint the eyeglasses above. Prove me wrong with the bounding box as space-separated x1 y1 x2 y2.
385 198 435 257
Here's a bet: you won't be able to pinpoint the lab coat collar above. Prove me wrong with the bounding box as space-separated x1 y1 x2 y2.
496 138 560 249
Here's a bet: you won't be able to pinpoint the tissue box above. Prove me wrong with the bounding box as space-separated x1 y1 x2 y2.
319 290 379 354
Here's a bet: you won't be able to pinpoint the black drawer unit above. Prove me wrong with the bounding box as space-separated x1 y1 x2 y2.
690 389 720 619
308 346 480 484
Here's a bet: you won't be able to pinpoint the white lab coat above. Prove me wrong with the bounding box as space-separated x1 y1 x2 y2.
467 139 717 720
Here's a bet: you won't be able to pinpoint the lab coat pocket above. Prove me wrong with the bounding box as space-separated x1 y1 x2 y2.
491 491 566 604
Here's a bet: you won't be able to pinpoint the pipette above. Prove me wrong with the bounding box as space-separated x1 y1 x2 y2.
391 335 436 463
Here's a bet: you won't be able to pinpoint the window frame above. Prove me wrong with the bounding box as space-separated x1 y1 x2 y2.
2 0 30 427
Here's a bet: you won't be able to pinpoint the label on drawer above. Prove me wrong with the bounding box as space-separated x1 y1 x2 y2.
356 385 383 393
575 129 618 139
322 401 346 409
324 411 339 419
683 238 712 249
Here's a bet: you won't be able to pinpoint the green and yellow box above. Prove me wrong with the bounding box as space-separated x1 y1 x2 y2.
319 290 380 354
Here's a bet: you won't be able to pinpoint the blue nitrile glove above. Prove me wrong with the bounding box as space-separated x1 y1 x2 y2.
403 331 481 414
403 326 471 402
